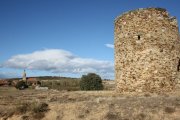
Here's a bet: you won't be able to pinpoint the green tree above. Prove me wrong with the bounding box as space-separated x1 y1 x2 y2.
80 73 103 90
15 81 28 90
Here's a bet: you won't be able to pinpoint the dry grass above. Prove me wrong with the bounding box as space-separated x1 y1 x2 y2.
164 106 176 113
0 88 49 120
105 112 119 120
0 87 180 120
15 102 49 119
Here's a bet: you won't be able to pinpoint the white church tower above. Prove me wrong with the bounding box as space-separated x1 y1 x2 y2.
22 70 27 82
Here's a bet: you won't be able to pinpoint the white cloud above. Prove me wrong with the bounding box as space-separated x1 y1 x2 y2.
2 49 114 79
105 44 114 49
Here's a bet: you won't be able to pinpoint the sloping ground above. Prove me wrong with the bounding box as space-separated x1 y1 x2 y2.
44 91 180 120
0 88 180 120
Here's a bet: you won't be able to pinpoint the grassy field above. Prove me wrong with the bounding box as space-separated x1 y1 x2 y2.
0 87 180 120
40 79 115 91
41 79 81 91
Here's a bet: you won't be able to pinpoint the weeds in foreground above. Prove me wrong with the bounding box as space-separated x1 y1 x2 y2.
105 111 119 120
1 102 49 120
164 106 175 113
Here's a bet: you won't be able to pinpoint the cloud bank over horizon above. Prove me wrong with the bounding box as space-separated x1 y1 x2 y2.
1 49 114 79
0 71 20 79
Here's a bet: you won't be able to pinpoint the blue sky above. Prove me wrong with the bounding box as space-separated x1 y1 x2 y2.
0 0 180 79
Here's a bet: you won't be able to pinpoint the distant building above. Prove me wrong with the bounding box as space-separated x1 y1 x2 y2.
22 70 27 83
20 70 41 87
26 77 41 86
0 80 9 86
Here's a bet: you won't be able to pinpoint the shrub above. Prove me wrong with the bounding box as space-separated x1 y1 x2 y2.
32 102 49 113
37 81 41 86
31 102 49 119
16 102 49 119
164 106 175 113
80 73 103 90
16 102 30 114
15 81 28 90
105 112 119 120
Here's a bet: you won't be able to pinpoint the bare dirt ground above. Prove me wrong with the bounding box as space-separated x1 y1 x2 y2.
0 87 180 120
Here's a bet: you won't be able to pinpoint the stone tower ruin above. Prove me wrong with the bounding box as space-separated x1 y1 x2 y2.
115 8 180 92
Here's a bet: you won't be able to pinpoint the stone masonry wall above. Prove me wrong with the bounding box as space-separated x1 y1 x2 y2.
115 8 180 92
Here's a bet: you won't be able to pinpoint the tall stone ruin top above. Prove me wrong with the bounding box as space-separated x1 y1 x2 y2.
114 8 180 93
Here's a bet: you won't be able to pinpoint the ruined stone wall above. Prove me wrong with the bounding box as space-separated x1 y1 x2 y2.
115 8 180 92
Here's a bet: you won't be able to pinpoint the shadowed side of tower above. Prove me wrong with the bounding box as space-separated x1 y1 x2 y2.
114 8 180 93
